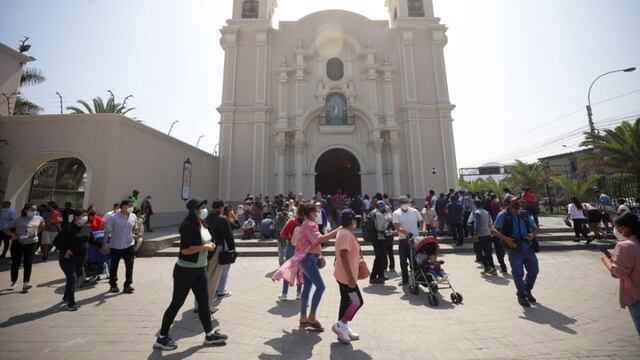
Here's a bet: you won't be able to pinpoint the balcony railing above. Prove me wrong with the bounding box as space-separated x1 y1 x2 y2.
319 115 355 126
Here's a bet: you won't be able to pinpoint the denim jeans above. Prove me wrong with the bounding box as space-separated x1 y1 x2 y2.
216 264 230 295
628 301 640 336
59 253 86 306
282 244 302 295
507 246 539 297
299 253 325 317
398 238 410 283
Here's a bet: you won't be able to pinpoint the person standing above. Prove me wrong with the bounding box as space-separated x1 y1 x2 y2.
216 204 240 299
435 193 447 235
461 192 474 238
41 202 62 262
102 199 138 294
521 187 539 227
2 203 44 291
154 198 227 350
315 202 329 234
617 198 631 216
471 200 497 276
491 195 539 307
61 202 74 228
278 213 304 301
272 204 340 331
54 209 101 311
369 201 391 284
421 202 437 238
566 196 588 242
87 209 105 231
332 209 364 344
600 212 640 335
141 195 154 232
595 189 614 235
275 204 290 266
446 195 464 246
103 203 120 224
392 196 423 286
128 190 141 215
0 201 16 259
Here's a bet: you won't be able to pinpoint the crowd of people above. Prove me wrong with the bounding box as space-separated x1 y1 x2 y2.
1 184 638 350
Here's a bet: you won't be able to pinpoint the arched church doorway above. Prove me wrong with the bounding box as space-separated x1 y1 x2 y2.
314 148 361 196
28 158 88 209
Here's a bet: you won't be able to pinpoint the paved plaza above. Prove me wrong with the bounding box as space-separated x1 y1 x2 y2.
0 251 638 359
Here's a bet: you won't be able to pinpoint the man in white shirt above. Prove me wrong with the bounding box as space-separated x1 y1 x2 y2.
617 198 631 215
392 196 423 286
102 200 138 294
102 203 121 224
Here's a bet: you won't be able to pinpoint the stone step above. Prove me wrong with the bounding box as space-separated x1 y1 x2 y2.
155 238 616 258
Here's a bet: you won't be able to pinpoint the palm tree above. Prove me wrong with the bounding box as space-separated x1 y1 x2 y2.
67 95 135 115
12 67 45 115
580 118 640 181
504 160 547 194
550 175 599 201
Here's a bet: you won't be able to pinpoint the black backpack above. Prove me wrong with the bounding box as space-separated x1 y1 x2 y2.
501 210 539 252
364 211 379 243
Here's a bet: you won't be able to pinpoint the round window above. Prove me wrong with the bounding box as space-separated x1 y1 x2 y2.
326 58 344 81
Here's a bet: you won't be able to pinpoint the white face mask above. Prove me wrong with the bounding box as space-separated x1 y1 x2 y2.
199 208 208 220
401 205 409 211
27 211 36 217
613 228 625 241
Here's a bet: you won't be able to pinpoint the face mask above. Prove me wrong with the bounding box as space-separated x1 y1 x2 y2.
401 205 409 211
199 208 208 220
79 216 88 225
352 220 357 228
613 228 625 241
27 211 36 217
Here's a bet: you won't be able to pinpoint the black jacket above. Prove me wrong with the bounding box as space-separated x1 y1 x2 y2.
54 223 100 257
206 212 235 251
177 219 204 264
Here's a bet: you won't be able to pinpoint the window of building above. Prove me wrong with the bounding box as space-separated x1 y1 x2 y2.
325 93 349 125
326 58 344 81
242 0 259 19
408 0 425 17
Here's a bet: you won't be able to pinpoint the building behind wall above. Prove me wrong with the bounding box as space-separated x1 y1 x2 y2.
217 0 458 201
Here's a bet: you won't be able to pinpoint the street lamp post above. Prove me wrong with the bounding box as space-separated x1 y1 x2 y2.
168 120 179 135
587 67 636 134
196 135 204 148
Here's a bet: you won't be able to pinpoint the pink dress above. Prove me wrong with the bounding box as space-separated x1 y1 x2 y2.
272 219 322 285
610 236 640 308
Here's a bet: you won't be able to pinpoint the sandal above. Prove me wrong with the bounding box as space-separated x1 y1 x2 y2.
306 320 324 332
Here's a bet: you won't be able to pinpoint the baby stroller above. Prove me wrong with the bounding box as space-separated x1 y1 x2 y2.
80 230 111 288
407 234 463 306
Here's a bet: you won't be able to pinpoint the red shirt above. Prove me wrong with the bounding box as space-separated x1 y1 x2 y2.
88 215 105 231
279 218 299 241
522 192 536 203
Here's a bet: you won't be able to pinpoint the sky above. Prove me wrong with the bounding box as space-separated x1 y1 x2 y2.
2 0 639 168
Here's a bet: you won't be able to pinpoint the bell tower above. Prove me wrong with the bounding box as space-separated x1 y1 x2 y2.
386 0 435 27
232 0 278 22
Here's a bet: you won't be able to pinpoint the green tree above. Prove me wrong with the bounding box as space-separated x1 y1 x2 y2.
504 160 547 194
67 95 135 115
550 175 599 201
580 118 640 181
459 176 506 195
12 68 45 115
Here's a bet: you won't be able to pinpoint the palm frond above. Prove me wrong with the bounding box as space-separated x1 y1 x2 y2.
12 96 43 115
20 67 46 87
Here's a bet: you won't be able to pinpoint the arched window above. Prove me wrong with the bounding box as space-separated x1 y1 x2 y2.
326 58 344 81
29 158 87 208
325 93 348 125
408 0 425 17
242 0 259 19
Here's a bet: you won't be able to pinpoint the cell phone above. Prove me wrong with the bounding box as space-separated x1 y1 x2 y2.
600 248 612 259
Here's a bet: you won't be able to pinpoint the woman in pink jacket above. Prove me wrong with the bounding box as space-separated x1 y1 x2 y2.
272 203 340 331
601 212 640 335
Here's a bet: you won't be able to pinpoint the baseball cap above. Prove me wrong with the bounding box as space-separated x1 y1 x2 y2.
503 194 520 204
376 200 386 208
340 209 355 225
186 197 207 210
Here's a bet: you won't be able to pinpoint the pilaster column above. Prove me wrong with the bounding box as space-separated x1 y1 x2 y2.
294 136 305 194
277 62 292 129
275 140 286 195
255 30 268 106
221 30 238 106
364 50 379 126
381 63 397 126
400 29 418 104
372 139 384 193
390 140 402 197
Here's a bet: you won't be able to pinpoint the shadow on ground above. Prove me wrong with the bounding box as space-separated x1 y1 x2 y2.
519 303 577 334
259 328 321 359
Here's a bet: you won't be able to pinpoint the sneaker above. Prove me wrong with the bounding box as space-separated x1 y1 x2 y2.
332 322 351 344
347 326 359 341
517 296 531 308
525 292 537 304
204 330 228 345
279 293 288 301
22 283 32 292
9 282 16 290
109 286 120 293
153 336 178 350
67 303 78 311
216 291 231 299
123 286 135 294
62 296 68 303
485 268 497 276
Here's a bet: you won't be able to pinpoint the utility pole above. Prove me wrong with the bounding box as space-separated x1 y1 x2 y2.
55 92 63 114
196 135 204 148
168 120 179 135
587 67 636 134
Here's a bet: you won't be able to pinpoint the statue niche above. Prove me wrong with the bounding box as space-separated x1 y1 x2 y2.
242 0 259 19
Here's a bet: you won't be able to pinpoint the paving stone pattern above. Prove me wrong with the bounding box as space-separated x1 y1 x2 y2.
0 251 638 359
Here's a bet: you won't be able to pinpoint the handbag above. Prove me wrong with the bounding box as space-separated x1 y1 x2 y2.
218 249 237 265
357 257 370 280
317 256 326 269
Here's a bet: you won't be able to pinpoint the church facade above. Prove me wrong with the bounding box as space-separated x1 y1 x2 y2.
217 0 458 201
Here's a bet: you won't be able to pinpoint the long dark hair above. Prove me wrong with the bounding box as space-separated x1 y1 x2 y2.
613 212 640 239
183 207 207 228
296 203 315 224
20 203 33 217
569 196 581 208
